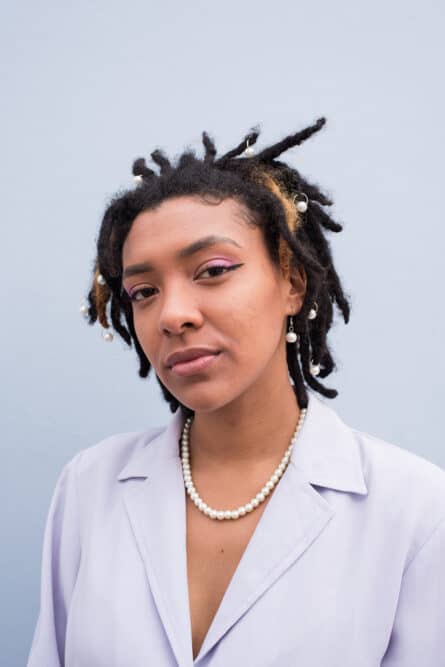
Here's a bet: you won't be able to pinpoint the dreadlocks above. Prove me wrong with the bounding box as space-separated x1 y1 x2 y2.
85 117 350 415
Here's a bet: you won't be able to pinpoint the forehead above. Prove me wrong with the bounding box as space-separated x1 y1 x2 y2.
122 195 263 264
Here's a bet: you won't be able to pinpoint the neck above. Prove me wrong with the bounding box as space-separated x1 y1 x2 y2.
186 374 301 474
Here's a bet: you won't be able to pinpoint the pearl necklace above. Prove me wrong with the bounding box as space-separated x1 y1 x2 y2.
180 408 307 520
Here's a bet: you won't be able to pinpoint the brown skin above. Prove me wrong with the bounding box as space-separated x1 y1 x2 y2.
122 195 307 492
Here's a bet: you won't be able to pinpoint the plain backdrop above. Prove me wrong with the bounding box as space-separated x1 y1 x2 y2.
1 1 444 664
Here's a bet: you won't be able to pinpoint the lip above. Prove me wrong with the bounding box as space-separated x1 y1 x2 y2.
169 352 221 377
165 347 221 369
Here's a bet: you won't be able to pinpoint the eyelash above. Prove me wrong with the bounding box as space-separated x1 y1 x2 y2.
127 263 244 303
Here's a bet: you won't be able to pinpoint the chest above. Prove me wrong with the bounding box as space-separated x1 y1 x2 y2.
185 493 271 660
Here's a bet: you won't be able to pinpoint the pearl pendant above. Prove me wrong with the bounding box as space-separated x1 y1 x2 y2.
285 331 298 343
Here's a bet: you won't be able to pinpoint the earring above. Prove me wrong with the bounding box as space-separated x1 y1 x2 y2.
285 316 298 343
308 302 318 320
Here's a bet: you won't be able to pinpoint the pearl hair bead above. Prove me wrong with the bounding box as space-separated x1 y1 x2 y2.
244 145 255 157
180 407 307 520
96 273 106 286
310 362 321 376
308 302 318 320
134 174 144 185
102 330 114 342
296 200 308 213
80 303 89 317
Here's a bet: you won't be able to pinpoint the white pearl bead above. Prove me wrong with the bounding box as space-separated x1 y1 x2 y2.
296 200 308 213
134 174 143 185
80 303 89 316
102 331 113 342
244 146 255 157
96 273 106 286
179 408 307 520
310 363 321 376
308 308 317 320
285 332 298 343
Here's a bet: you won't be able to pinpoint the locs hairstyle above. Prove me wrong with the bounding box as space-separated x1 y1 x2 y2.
85 117 350 416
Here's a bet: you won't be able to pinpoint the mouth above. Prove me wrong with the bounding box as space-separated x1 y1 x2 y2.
168 351 222 377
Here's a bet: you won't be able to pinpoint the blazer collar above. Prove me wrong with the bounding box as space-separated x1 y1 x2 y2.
118 389 368 496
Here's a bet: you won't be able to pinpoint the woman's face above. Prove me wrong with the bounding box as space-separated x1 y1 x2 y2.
121 195 305 413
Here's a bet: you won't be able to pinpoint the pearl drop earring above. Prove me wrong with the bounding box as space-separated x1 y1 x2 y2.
285 316 298 344
308 302 318 320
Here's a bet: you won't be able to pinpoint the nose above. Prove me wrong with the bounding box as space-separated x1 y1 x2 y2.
158 283 204 336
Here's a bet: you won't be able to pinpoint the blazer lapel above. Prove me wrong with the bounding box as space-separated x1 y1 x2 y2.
117 412 193 667
195 392 368 662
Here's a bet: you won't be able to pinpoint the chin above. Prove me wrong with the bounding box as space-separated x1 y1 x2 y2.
167 381 238 415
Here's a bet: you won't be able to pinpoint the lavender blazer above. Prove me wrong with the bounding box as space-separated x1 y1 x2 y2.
27 390 445 666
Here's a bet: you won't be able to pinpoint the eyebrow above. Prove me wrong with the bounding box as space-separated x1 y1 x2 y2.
122 234 243 279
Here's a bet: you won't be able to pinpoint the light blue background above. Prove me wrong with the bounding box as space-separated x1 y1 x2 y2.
2 1 444 664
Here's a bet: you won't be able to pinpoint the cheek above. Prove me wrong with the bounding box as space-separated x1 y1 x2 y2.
131 310 159 362
224 270 284 348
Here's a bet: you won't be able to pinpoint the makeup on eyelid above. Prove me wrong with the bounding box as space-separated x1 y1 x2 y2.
124 260 244 301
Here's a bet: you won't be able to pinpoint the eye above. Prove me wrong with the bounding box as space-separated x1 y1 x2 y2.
197 263 244 279
128 286 158 302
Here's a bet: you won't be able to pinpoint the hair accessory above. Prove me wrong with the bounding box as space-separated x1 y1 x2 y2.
102 330 114 342
308 302 318 320
180 408 307 520
80 302 89 318
310 362 321 376
244 138 255 157
134 174 144 186
96 273 106 286
293 192 309 213
285 316 298 343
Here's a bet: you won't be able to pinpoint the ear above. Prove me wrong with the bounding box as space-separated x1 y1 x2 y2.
285 264 307 315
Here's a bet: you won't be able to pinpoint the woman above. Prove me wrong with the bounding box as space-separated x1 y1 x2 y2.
28 119 445 666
